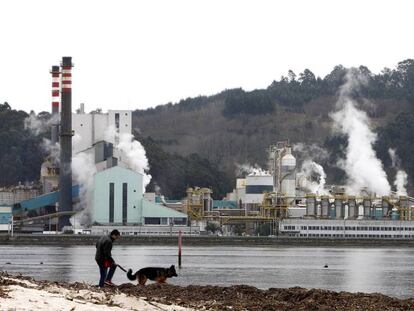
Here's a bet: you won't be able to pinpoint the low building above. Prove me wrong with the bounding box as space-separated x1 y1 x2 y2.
0 206 12 231
93 166 188 227
280 219 414 239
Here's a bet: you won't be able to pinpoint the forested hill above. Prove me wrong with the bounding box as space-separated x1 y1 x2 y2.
134 59 414 196
1 59 414 199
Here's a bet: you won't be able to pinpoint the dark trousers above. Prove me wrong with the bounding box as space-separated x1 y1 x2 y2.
97 261 117 287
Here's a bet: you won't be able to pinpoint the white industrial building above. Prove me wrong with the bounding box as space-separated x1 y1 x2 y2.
72 105 132 155
70 105 190 232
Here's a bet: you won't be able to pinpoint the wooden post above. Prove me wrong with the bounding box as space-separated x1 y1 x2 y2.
178 230 182 268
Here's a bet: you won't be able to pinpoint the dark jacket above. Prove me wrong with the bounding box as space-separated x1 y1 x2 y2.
95 235 114 265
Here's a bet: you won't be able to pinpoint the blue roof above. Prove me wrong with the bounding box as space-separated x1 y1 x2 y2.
212 200 238 209
14 185 80 213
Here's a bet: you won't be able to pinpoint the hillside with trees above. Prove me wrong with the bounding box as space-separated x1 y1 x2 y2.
1 59 414 198
134 59 414 195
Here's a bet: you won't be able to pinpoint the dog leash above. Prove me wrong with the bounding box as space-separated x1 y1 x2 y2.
117 264 127 272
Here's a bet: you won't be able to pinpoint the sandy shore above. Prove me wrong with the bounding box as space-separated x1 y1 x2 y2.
1 272 414 310
0 273 191 311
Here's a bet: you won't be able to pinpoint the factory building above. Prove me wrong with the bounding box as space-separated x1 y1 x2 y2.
0 206 12 232
12 57 190 234
280 219 414 239
92 165 187 227
72 105 132 155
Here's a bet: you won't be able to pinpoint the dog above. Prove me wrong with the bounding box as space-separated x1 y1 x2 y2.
127 265 178 285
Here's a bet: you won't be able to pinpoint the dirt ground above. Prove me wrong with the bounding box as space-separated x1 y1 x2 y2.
1 272 414 311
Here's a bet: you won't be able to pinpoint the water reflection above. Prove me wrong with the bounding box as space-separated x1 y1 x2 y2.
1 245 413 298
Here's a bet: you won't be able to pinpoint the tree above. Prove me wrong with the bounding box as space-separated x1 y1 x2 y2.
205 222 221 234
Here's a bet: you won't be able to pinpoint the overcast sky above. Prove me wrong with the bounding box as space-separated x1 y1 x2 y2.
0 0 413 113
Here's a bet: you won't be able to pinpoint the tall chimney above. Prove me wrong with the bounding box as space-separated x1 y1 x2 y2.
58 56 73 230
50 65 60 145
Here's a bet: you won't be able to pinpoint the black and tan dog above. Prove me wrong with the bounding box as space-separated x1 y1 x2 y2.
127 265 178 285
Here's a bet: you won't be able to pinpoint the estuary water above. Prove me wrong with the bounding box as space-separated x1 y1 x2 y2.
1 245 413 298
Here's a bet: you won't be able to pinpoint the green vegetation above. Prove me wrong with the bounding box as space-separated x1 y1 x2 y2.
139 134 232 199
3 58 414 196
0 102 45 186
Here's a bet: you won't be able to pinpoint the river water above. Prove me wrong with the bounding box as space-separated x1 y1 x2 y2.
1 245 413 298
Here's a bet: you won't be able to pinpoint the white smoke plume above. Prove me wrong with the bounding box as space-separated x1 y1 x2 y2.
330 69 391 196
394 170 408 196
105 125 152 191
41 138 60 164
388 148 397 167
70 152 97 228
297 159 328 195
24 112 59 135
388 148 409 196
235 163 270 176
292 143 329 162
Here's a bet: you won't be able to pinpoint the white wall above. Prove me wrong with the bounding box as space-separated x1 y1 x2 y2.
72 110 132 154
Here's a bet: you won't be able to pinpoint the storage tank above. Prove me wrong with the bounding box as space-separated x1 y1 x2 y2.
363 198 372 218
306 194 316 217
347 196 357 219
335 197 343 219
321 196 329 218
382 196 390 218
391 207 400 220
280 148 296 204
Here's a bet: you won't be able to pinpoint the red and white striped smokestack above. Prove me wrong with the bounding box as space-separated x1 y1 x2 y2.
51 65 60 114
50 65 60 145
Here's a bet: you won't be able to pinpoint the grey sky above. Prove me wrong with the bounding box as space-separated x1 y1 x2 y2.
0 0 412 113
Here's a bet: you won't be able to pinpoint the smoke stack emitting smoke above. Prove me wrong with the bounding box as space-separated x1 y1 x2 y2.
331 69 391 196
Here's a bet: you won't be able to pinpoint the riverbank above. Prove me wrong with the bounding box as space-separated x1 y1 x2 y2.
1 234 414 247
1 272 413 310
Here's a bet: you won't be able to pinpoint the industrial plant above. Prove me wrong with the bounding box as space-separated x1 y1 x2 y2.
0 57 413 240
185 141 414 238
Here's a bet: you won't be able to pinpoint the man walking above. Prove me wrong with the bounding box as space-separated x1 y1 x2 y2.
95 229 121 287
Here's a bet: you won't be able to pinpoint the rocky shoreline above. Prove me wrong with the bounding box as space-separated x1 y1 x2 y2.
1 272 413 310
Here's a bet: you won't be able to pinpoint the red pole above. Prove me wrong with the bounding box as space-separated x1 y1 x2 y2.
178 230 182 268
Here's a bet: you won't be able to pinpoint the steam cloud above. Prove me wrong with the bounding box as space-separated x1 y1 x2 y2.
24 113 59 135
297 159 328 195
388 148 408 196
235 163 269 176
70 152 97 228
331 69 391 196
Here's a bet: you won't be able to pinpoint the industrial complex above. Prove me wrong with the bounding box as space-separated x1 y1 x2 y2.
0 57 413 239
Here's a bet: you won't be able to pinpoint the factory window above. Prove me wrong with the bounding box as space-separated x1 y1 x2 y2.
122 183 127 224
145 217 161 225
245 185 273 194
160 218 168 225
115 113 120 130
174 218 187 225
109 183 114 223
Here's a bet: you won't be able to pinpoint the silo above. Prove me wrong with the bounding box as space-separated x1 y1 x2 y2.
335 197 343 219
306 194 316 217
399 196 409 220
347 196 357 219
321 196 329 218
363 198 372 219
391 207 399 220
280 148 296 204
381 196 390 218
329 203 336 218
316 202 322 218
